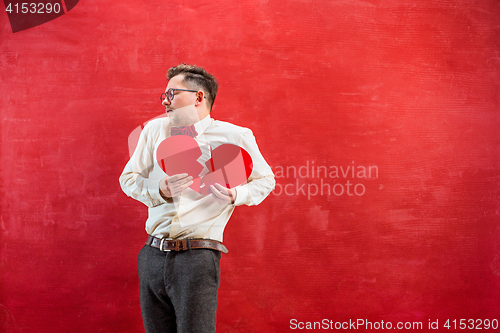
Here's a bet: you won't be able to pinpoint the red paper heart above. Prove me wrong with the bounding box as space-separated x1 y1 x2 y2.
4 0 79 33
155 135 253 196
156 135 203 192
199 144 253 195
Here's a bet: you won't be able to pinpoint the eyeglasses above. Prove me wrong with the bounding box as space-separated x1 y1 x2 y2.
160 88 206 102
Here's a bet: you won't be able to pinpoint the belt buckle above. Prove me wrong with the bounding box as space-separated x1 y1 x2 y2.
159 238 170 252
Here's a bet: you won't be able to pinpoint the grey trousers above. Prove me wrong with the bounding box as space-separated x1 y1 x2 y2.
137 244 221 333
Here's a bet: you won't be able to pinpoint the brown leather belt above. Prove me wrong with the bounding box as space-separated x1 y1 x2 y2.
146 235 229 254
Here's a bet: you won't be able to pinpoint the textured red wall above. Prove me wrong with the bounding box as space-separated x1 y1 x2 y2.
1 0 499 332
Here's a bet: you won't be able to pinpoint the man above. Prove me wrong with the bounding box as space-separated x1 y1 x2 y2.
119 63 275 333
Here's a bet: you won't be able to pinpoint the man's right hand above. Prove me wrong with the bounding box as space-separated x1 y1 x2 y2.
160 173 193 200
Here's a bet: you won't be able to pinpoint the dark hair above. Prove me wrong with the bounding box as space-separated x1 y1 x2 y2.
167 63 218 110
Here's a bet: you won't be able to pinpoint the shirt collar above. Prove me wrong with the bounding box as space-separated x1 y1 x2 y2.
193 115 213 137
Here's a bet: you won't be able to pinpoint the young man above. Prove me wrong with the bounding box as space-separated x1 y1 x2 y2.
119 63 275 333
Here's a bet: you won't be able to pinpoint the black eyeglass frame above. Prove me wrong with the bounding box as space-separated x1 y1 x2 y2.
160 88 207 102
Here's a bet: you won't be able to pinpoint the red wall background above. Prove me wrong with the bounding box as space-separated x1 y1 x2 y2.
1 0 499 332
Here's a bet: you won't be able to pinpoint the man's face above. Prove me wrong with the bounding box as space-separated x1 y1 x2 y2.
162 75 200 127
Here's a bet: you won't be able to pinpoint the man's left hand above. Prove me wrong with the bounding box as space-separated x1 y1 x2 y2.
210 183 236 204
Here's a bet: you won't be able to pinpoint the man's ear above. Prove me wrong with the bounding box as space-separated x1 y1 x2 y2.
196 91 204 103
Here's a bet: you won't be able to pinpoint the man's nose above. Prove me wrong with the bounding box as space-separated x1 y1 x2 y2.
162 97 170 106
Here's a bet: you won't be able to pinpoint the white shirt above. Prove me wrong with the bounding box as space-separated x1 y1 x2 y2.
119 115 275 242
